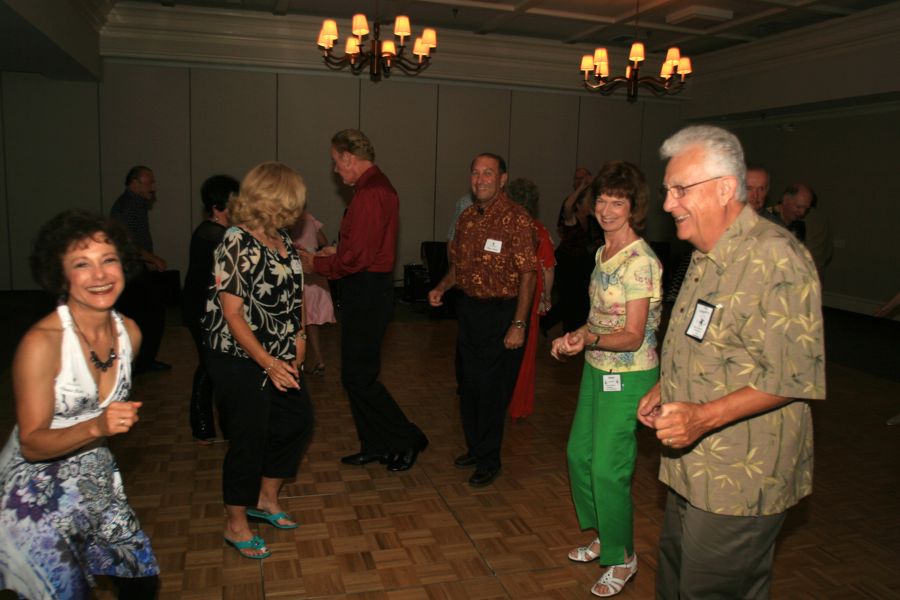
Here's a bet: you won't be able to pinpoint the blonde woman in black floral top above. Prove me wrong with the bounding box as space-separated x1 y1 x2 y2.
202 162 313 560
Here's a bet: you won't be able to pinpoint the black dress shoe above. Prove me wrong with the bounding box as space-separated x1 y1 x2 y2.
468 467 500 487
387 432 429 472
454 453 478 469
341 452 390 466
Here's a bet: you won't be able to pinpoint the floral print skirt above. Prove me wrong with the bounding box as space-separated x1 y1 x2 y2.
0 434 158 599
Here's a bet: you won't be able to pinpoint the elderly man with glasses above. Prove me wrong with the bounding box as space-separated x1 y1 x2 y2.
638 125 826 599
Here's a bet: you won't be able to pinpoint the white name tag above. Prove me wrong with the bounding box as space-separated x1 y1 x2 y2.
484 238 503 253
602 374 622 392
686 299 715 341
291 258 303 274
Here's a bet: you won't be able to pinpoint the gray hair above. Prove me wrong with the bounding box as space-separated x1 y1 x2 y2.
660 125 747 203
332 129 375 161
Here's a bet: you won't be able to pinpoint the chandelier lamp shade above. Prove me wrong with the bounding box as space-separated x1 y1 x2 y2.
579 43 692 101
317 14 437 81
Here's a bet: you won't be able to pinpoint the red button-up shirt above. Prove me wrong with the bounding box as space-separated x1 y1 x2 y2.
314 165 399 279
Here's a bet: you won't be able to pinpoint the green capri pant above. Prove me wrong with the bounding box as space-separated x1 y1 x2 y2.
566 362 659 565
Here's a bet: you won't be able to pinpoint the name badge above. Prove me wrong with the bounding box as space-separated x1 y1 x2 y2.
685 299 715 341
290 258 303 274
602 374 622 392
484 238 503 253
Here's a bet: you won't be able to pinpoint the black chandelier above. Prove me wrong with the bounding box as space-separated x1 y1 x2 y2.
579 1 692 101
317 13 436 82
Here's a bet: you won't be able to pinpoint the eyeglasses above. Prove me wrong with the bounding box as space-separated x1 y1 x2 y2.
659 176 723 200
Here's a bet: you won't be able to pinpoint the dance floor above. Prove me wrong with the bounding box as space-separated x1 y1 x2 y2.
1 304 899 599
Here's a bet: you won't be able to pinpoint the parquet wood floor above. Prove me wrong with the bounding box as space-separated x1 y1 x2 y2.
2 313 899 599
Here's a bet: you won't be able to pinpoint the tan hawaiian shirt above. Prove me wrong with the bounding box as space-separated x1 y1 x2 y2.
450 192 537 299
659 205 826 516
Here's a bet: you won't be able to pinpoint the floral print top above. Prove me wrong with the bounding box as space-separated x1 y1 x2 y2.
450 192 538 299
203 226 304 361
659 205 826 516
585 238 662 372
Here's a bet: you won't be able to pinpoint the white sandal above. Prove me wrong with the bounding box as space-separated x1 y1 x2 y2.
567 537 601 562
591 554 637 597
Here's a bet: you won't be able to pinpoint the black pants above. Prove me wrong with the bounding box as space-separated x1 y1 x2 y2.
205 352 314 506
116 269 167 369
186 320 218 439
457 295 524 471
340 271 421 454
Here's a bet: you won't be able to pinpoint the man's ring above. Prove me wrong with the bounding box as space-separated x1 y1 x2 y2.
119 418 125 426
665 438 673 446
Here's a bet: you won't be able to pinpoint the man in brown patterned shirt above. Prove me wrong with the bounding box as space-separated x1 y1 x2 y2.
637 125 825 599
428 153 537 487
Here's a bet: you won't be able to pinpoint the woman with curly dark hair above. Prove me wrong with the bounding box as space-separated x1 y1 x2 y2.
0 209 159 599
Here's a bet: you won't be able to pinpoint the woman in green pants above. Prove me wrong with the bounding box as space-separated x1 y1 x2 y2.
551 161 662 597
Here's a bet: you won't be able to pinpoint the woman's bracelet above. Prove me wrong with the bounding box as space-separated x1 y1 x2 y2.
585 332 601 351
264 359 275 373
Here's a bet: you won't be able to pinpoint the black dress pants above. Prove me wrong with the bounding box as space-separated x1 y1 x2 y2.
205 352 314 506
340 271 421 454
457 295 524 471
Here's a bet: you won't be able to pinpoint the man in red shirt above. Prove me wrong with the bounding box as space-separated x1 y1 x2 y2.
300 129 427 472
428 153 537 487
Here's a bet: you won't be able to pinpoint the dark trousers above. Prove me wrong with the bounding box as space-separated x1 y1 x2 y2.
205 352 314 507
457 295 524 471
186 321 218 439
116 269 167 369
657 489 787 600
340 271 421 454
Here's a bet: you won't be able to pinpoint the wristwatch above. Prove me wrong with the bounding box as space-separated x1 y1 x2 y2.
511 319 527 329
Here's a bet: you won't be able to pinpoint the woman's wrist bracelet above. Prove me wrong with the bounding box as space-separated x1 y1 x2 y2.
585 332 601 350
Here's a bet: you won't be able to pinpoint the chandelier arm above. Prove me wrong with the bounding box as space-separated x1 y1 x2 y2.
583 76 628 92
392 56 430 75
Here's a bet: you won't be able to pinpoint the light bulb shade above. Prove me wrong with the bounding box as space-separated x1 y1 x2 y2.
580 55 594 73
381 40 397 57
678 57 692 74
345 37 360 55
317 29 334 49
351 14 369 37
593 48 609 64
660 61 674 78
321 19 338 42
422 28 437 48
629 42 645 62
394 15 411 38
598 61 609 78
665 47 681 65
413 37 430 57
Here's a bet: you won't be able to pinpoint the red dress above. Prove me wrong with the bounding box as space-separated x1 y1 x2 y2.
509 220 556 420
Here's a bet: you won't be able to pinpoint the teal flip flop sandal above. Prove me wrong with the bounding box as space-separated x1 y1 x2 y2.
224 535 271 559
246 508 300 529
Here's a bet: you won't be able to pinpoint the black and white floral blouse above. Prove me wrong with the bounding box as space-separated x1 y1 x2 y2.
202 226 304 361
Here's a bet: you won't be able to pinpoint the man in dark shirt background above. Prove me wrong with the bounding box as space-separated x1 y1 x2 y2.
110 165 170 373
300 129 427 473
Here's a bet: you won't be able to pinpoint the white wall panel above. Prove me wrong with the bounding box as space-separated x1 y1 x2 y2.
277 74 359 246
4 73 100 289
509 91 580 243
100 62 191 277
576 97 645 172
190 68 276 231
0 76 9 290
434 86 511 242
360 80 438 280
